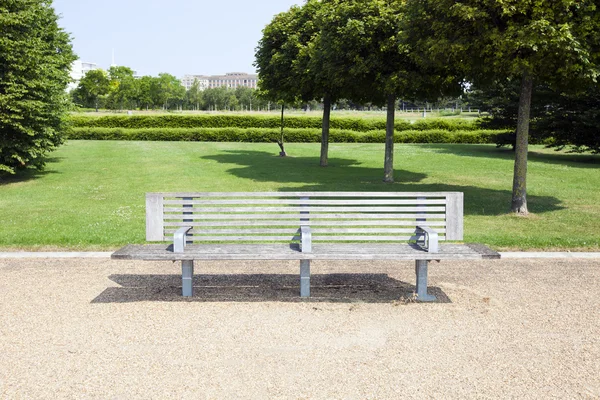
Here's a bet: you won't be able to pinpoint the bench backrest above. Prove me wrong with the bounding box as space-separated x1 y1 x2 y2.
146 192 463 243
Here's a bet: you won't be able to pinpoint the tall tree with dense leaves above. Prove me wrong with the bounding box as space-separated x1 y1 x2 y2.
405 0 599 213
0 0 76 174
106 66 136 110
255 1 323 160
73 69 110 111
186 79 203 110
134 76 154 110
315 0 460 180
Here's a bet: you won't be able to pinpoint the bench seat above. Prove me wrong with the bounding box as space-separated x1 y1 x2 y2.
113 243 498 261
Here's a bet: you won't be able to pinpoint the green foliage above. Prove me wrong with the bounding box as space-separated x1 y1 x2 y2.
0 0 77 174
406 0 599 86
69 114 481 132
71 69 110 111
472 80 600 153
537 85 600 154
67 126 507 144
405 0 600 212
106 66 136 110
254 1 321 103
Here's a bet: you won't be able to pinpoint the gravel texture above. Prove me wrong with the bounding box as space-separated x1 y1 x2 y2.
0 257 598 399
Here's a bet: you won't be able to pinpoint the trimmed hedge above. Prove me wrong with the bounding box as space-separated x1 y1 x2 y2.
69 115 480 132
67 127 511 144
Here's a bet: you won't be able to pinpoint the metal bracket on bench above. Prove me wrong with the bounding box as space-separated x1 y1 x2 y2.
416 225 439 253
174 226 192 253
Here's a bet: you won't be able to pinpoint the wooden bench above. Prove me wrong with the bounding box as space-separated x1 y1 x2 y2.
112 192 499 301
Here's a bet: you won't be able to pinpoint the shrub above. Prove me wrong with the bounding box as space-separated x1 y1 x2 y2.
68 114 479 132
67 127 510 144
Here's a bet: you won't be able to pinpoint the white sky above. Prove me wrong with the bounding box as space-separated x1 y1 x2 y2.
52 0 301 77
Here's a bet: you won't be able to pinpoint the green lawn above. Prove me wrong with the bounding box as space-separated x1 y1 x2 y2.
1 141 598 251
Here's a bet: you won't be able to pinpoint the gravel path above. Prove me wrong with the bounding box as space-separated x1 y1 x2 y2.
1 258 598 399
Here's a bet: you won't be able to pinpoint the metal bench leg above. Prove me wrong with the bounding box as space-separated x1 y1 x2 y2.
415 260 436 302
300 260 311 297
182 260 194 297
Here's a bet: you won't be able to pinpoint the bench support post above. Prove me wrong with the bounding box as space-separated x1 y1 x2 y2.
300 260 311 297
182 260 194 297
415 260 436 302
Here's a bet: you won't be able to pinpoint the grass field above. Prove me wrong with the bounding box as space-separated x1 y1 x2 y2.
1 141 598 251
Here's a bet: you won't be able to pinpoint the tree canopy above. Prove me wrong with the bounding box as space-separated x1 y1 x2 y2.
256 0 461 175
72 69 109 112
0 0 76 174
405 0 600 213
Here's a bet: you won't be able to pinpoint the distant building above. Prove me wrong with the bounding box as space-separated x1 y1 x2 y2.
181 72 258 91
68 60 99 91
181 75 209 91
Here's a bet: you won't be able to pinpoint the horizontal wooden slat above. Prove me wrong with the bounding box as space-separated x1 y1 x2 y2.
164 220 447 227
162 213 446 220
163 206 446 213
156 191 459 198
168 235 301 241
163 199 447 205
168 228 299 234
163 228 446 234
163 235 427 242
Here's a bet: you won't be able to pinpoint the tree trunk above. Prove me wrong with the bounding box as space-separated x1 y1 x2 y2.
383 94 396 183
511 72 533 215
320 95 331 167
277 104 287 156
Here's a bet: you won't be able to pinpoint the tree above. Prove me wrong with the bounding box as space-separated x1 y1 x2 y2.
134 76 154 110
0 0 76 174
315 0 460 180
106 66 136 110
149 73 185 110
255 1 321 158
202 86 230 111
73 69 109 111
235 87 255 111
471 79 600 154
405 0 599 213
226 94 239 111
536 83 600 154
186 79 203 110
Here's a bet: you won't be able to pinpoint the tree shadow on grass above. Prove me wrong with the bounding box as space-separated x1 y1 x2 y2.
202 150 427 187
200 150 564 215
0 157 62 186
425 144 600 168
91 273 450 304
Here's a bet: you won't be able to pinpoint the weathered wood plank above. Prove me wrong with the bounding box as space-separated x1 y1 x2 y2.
111 243 495 261
162 199 448 205
163 220 448 227
145 194 164 241
160 235 432 242
162 206 446 213
154 192 461 198
163 228 447 234
466 243 501 259
446 192 464 240
162 213 447 220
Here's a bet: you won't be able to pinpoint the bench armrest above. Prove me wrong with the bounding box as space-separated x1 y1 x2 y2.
173 226 193 253
416 225 439 253
300 225 312 253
